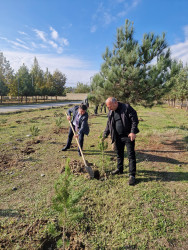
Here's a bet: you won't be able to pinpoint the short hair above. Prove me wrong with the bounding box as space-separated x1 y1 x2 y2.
106 97 117 104
79 104 87 110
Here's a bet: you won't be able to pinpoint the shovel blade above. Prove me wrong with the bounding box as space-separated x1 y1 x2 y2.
85 165 94 178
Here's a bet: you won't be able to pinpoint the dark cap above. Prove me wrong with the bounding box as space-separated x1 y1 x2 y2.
79 104 87 110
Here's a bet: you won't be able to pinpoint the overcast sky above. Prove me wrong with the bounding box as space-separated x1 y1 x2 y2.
0 0 188 87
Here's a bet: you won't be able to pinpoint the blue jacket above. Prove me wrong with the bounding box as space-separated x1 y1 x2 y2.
67 105 90 135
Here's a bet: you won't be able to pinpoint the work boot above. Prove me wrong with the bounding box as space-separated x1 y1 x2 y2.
128 175 135 185
112 169 123 175
62 146 70 151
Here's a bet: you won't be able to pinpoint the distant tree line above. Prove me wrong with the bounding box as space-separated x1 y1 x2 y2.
0 53 66 103
164 61 188 109
0 51 92 103
88 19 188 110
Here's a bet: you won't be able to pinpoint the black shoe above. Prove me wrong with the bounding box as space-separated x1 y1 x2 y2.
128 176 135 185
112 169 123 175
62 147 69 151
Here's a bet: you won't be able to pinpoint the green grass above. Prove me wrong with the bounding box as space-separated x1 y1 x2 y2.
0 104 188 249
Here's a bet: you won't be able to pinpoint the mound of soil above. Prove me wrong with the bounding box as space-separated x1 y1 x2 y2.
64 160 87 175
40 230 85 250
61 160 100 179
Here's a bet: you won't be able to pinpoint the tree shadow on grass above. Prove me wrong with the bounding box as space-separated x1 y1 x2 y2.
0 209 21 218
84 149 101 156
136 151 187 165
84 149 116 157
136 169 188 183
166 125 188 132
134 150 188 184
160 138 186 151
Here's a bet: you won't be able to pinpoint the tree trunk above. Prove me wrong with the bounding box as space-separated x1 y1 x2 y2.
1 95 2 104
180 99 183 109
173 98 176 107
63 225 65 250
186 99 188 112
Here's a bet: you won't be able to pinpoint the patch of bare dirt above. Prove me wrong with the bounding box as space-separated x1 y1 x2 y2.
31 115 51 120
21 146 35 155
53 127 69 134
40 230 86 250
0 154 20 171
26 139 41 145
15 120 22 124
0 219 48 250
66 231 85 250
23 219 48 237
26 135 48 145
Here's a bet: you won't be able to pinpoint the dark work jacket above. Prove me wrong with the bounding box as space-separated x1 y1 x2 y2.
67 106 89 135
103 102 139 143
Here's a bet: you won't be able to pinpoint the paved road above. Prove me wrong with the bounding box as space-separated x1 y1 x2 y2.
0 101 81 113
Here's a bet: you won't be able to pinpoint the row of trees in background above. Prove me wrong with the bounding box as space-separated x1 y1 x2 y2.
164 61 188 108
88 19 188 109
0 53 66 103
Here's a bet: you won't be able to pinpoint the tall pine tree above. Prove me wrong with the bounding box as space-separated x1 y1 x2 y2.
92 19 172 107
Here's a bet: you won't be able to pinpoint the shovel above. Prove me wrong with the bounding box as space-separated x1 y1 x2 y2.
65 113 94 178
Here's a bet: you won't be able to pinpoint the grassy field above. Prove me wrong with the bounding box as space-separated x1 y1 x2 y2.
0 104 188 249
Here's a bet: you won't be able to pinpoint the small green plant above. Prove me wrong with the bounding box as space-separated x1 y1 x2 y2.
54 111 58 117
51 159 85 249
98 133 108 174
55 117 63 128
0 119 7 124
30 125 40 137
29 119 38 123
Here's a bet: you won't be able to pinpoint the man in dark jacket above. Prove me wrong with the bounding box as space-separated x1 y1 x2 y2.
62 104 89 156
103 97 139 185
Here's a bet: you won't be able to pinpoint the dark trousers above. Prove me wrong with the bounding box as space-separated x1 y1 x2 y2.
65 125 84 153
94 105 99 114
115 136 136 177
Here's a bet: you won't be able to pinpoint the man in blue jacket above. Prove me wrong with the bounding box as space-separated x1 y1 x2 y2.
103 97 139 185
62 104 89 156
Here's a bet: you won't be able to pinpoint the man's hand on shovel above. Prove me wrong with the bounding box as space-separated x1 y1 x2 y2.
66 115 71 121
